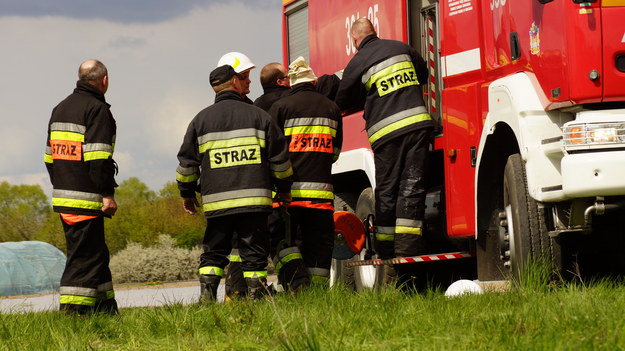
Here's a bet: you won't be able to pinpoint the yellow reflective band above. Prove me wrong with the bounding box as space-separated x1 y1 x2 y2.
176 172 199 183
272 166 293 179
52 197 103 210
199 266 224 276
376 233 395 242
83 151 112 161
368 113 431 145
228 254 242 262
59 295 97 306
50 131 84 142
203 196 272 212
291 189 334 200
199 137 265 154
44 153 53 163
284 125 336 137
209 145 262 169
365 61 419 96
243 271 268 279
396 226 422 235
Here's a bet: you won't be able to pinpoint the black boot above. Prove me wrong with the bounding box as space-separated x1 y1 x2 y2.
245 277 272 299
60 303 92 316
225 261 247 300
199 274 221 302
94 298 119 315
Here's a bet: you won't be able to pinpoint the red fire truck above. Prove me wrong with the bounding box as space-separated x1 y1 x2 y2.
281 0 625 288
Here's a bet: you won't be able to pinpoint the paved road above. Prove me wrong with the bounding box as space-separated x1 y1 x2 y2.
0 281 214 314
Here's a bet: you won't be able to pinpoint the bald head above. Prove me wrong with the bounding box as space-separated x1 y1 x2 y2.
351 18 376 40
260 62 289 88
78 59 109 94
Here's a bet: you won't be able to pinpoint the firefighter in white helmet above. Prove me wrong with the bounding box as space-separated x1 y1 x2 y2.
217 52 260 299
217 52 255 102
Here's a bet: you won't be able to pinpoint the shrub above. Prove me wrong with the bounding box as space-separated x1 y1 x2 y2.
110 234 202 283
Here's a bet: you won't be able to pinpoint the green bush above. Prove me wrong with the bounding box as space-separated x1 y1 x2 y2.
110 234 202 283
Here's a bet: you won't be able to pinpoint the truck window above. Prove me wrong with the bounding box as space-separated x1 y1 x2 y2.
286 1 309 63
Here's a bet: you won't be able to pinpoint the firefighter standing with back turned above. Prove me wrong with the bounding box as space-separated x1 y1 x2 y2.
176 63 293 301
268 57 343 289
44 59 119 315
335 18 434 285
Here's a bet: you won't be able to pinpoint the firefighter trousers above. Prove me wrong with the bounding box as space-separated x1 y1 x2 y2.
200 212 269 277
269 207 334 283
59 216 116 313
373 127 432 258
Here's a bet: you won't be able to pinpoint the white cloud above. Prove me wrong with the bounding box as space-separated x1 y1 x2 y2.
0 2 282 192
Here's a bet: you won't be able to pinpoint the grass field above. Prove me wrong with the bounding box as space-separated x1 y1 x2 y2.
1 267 625 350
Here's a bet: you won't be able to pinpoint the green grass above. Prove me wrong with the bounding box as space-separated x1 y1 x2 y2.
2 272 625 350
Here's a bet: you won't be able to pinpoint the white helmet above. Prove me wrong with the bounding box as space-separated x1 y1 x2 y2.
217 52 255 73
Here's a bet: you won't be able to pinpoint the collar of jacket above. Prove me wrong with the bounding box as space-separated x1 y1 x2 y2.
262 85 290 95
358 34 378 51
74 81 108 105
290 82 316 94
215 90 245 104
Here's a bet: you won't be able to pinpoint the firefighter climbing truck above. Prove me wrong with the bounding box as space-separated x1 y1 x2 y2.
281 0 625 287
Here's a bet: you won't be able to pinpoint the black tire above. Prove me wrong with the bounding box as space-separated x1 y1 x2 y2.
501 154 562 279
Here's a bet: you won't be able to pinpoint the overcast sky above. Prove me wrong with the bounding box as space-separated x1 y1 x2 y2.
0 0 283 195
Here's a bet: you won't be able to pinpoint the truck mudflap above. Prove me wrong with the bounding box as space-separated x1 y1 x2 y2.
345 251 476 267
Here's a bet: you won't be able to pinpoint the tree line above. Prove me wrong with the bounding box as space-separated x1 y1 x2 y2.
0 178 206 254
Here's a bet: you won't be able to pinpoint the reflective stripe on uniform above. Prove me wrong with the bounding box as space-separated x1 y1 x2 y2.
50 122 87 134
362 54 413 86
199 266 224 276
396 218 423 235
228 255 242 262
284 125 337 137
176 165 200 183
59 295 97 306
60 286 98 297
52 189 103 210
44 146 53 164
50 131 84 142
271 159 293 179
202 188 272 212
367 107 431 146
284 117 338 137
198 128 266 153
376 226 395 242
243 271 268 279
308 267 330 278
275 247 303 274
291 182 334 200
83 143 113 161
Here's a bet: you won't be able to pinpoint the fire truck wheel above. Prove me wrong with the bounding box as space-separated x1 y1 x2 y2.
501 154 560 279
353 188 386 290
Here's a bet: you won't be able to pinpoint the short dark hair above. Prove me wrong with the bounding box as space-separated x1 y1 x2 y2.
259 62 285 88
78 60 108 82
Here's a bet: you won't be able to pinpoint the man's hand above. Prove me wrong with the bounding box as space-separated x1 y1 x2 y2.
183 197 200 215
102 195 118 216
273 192 292 208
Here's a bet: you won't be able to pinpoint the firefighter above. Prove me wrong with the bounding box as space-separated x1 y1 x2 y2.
176 63 293 301
216 52 258 300
268 56 343 289
335 19 434 280
44 59 119 315
254 62 291 111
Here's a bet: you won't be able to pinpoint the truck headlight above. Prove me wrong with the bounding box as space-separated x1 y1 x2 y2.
563 123 625 147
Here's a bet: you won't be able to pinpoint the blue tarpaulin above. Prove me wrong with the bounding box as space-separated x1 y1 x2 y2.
0 241 66 296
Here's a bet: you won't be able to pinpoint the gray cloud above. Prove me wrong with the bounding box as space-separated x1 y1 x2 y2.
0 0 277 23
